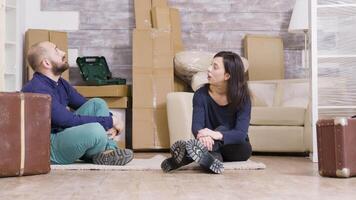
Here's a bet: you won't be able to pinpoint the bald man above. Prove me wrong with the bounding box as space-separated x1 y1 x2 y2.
22 41 133 165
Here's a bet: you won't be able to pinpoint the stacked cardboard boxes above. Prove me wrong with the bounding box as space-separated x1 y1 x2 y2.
133 0 185 149
74 85 129 108
244 35 285 81
25 29 69 81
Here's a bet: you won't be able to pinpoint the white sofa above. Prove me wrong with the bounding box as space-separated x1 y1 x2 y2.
166 79 312 153
248 79 312 152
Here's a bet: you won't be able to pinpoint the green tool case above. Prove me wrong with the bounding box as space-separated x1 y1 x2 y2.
76 56 126 85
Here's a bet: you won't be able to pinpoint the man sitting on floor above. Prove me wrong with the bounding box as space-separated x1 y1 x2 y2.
22 41 133 165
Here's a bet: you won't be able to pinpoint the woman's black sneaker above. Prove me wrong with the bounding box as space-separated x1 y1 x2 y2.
93 148 134 165
161 140 193 172
186 139 224 174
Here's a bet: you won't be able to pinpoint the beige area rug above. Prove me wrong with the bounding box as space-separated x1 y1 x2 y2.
51 155 266 171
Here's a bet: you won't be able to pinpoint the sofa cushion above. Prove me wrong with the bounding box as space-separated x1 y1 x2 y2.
251 107 306 126
166 92 195 145
248 126 306 152
280 82 309 108
249 83 277 107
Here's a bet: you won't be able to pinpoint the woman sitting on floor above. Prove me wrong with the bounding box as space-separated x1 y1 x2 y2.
161 51 252 174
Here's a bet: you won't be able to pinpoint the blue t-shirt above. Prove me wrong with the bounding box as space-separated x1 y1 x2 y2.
22 72 113 132
192 85 251 145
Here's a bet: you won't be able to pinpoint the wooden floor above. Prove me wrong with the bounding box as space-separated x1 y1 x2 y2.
1 153 356 200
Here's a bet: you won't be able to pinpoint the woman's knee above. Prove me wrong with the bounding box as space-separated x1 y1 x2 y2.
222 142 252 162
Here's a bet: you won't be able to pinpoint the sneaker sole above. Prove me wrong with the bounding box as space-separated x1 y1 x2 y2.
161 140 192 173
93 149 134 166
186 139 224 174
170 140 186 163
161 158 177 173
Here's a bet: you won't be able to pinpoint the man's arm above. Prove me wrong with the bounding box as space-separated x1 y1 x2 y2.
51 98 113 130
62 79 87 110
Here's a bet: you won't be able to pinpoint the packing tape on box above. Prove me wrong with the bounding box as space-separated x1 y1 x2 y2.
20 93 25 176
152 80 157 108
152 112 159 146
151 28 171 38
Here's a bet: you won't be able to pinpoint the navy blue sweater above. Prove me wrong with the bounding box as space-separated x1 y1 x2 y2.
22 72 113 132
192 85 251 145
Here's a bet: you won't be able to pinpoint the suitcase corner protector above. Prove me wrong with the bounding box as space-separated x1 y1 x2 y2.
334 117 348 126
336 168 350 178
318 170 324 176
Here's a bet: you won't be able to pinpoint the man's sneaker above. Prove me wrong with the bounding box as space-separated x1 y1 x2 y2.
93 148 133 166
161 140 193 172
186 139 224 174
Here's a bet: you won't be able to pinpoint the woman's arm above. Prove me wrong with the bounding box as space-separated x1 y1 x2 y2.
191 92 206 138
220 98 251 145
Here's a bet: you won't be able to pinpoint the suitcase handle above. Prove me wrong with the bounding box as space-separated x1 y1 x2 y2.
83 57 100 63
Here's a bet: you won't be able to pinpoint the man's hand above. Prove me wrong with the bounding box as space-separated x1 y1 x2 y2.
106 128 118 139
197 128 223 140
111 114 124 134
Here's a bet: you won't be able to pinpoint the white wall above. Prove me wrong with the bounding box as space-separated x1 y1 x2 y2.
21 0 80 80
24 0 79 31
0 0 5 91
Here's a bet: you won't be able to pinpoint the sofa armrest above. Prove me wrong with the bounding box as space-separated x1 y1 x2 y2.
166 92 195 145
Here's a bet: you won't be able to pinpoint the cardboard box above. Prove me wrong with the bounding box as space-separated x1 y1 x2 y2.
25 29 69 81
134 0 152 29
152 0 168 7
102 97 128 109
133 68 174 109
151 7 171 30
132 108 170 149
117 140 126 149
169 8 184 55
74 85 129 97
244 35 284 81
133 29 173 68
151 8 184 55
109 109 126 149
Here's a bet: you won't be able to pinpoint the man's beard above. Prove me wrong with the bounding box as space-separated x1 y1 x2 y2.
51 61 69 76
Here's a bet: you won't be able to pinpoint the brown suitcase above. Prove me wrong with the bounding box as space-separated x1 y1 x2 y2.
317 118 356 178
0 92 51 177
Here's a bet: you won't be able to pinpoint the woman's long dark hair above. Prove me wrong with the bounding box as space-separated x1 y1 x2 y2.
213 51 250 112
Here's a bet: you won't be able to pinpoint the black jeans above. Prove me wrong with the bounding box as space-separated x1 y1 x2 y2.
206 126 252 162
211 140 252 162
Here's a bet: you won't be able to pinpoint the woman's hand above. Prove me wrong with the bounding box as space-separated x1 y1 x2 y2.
197 128 223 141
198 135 214 151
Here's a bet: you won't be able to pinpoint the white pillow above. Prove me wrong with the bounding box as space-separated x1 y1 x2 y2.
174 50 249 91
248 83 277 107
281 82 309 108
191 71 208 91
174 51 215 82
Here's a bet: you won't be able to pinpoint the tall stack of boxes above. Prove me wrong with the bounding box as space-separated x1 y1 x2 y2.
133 0 184 149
